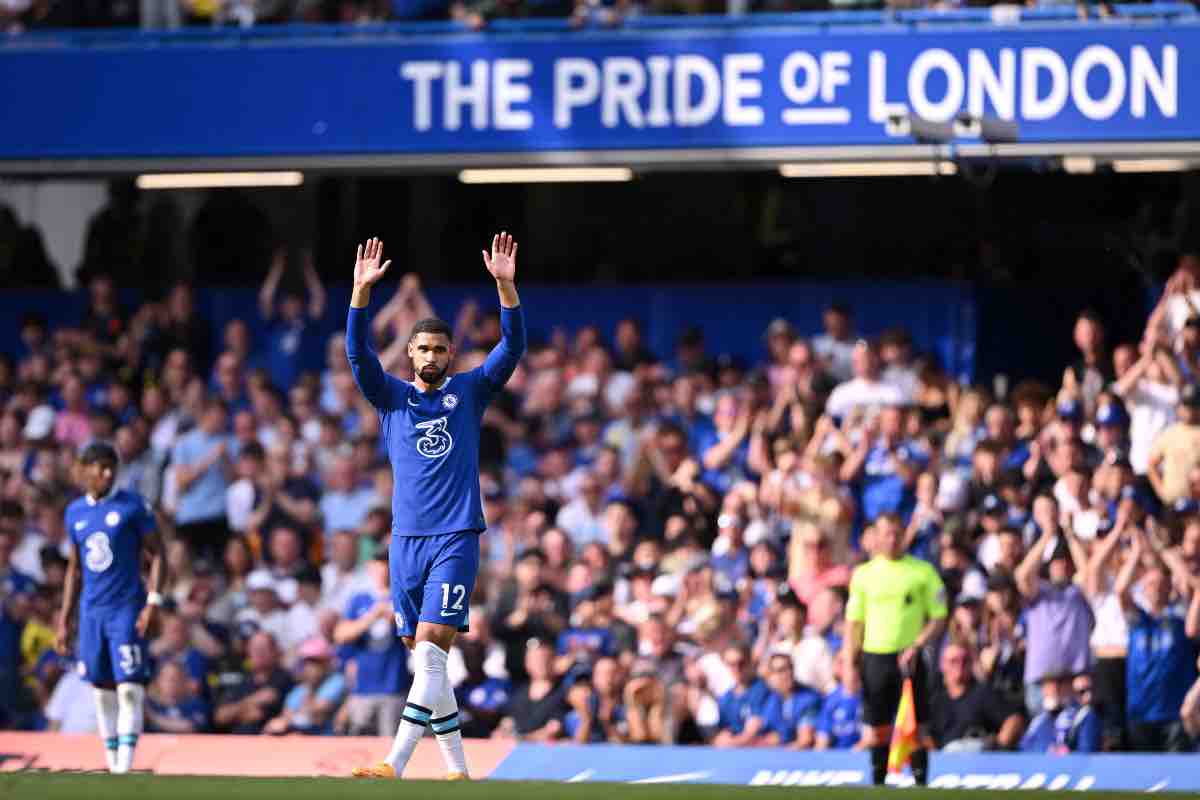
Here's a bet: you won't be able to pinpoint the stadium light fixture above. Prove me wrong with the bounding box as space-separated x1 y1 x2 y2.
1062 156 1097 175
136 171 305 189
1110 159 1192 174
458 167 634 184
778 161 958 178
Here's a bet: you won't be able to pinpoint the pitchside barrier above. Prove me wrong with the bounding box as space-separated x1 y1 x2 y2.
2 734 1198 790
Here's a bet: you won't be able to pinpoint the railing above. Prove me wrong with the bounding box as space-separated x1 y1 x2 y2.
1 1 1195 48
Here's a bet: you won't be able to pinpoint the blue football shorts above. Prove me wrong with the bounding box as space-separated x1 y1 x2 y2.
389 531 480 638
77 603 149 685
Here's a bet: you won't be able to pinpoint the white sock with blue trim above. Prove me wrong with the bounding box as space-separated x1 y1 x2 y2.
431 678 468 776
384 641 447 776
114 683 144 774
92 688 119 772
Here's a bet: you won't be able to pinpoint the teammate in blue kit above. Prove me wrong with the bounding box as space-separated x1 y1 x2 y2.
347 233 525 780
55 441 166 774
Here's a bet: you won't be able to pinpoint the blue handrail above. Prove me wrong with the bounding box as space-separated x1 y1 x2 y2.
1 0 1193 47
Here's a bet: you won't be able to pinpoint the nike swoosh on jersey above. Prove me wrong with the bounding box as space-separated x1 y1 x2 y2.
440 609 459 616
408 397 420 406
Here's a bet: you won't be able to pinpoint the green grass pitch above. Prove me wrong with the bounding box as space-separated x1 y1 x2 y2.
0 773 1172 800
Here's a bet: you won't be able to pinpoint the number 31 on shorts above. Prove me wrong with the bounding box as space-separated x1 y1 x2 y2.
440 583 465 617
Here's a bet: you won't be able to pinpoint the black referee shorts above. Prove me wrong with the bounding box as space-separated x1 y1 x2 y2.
861 651 929 727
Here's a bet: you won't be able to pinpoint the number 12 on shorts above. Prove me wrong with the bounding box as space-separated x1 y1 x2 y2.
440 583 465 616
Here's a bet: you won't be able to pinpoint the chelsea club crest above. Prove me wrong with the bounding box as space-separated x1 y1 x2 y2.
442 393 459 410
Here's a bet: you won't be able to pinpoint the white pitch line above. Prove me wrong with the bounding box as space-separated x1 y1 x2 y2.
630 771 713 784
566 769 596 783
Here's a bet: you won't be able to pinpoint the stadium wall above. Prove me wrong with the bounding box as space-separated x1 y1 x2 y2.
2 733 1197 790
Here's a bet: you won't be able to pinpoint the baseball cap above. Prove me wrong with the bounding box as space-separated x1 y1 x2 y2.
1095 403 1128 427
298 637 335 662
1180 383 1200 408
1056 399 1083 422
246 570 277 593
981 493 1007 516
23 405 55 440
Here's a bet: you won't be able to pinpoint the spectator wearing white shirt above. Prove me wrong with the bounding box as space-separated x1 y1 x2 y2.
321 529 368 614
555 471 607 548
879 327 919 402
235 570 290 644
825 340 906 422
1113 336 1181 474
46 666 98 733
812 303 856 383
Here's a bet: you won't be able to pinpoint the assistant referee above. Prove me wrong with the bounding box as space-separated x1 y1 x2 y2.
845 513 948 786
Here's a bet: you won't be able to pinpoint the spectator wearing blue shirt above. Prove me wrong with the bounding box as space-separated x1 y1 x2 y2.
710 514 751 592
757 653 821 747
257 250 326 394
842 405 926 525
1020 671 1101 754
668 374 716 458
319 456 378 537
145 661 210 734
815 654 864 750
148 609 211 697
333 545 410 736
456 636 512 739
713 646 770 747
565 655 628 743
699 392 754 495
171 399 233 560
265 637 346 736
1116 533 1200 752
0 530 35 728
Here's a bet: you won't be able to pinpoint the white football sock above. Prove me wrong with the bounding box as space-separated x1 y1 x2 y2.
93 688 119 772
384 641 447 776
114 683 145 774
431 677 468 776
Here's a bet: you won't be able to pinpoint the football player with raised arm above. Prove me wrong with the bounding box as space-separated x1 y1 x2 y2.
346 233 525 780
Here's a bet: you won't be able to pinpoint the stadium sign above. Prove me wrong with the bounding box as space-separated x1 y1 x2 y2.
0 23 1193 168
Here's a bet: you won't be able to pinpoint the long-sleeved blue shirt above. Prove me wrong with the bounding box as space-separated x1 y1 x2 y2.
346 303 525 536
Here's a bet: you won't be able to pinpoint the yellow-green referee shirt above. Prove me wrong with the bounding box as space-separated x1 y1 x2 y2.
846 555 948 655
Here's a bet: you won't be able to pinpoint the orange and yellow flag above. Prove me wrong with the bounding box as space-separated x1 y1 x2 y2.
887 677 918 774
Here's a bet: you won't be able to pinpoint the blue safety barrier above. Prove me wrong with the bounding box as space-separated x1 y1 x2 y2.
488 743 1200 791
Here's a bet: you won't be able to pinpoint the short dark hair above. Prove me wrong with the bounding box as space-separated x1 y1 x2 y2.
78 440 120 469
409 318 453 343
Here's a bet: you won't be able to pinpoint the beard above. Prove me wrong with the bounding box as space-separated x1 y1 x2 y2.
418 363 448 384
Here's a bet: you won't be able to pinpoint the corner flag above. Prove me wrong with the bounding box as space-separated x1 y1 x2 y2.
887 677 918 773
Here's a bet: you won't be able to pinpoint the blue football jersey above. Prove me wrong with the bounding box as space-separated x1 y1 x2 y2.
65 489 155 610
346 305 525 537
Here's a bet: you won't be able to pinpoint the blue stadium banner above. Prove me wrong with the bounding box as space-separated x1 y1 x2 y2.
0 23 1192 160
489 744 1200 791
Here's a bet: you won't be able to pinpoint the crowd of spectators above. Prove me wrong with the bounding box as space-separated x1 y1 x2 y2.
3 247 1200 755
0 0 1130 35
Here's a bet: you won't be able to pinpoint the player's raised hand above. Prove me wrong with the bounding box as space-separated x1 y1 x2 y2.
354 237 392 289
482 231 517 283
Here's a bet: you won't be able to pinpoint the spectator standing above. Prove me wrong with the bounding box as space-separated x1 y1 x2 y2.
1147 384 1200 505
172 399 232 560
1115 530 1200 751
812 304 856 383
1014 522 1094 717
258 249 326 394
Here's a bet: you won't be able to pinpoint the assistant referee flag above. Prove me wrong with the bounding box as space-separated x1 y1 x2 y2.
887 677 918 773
